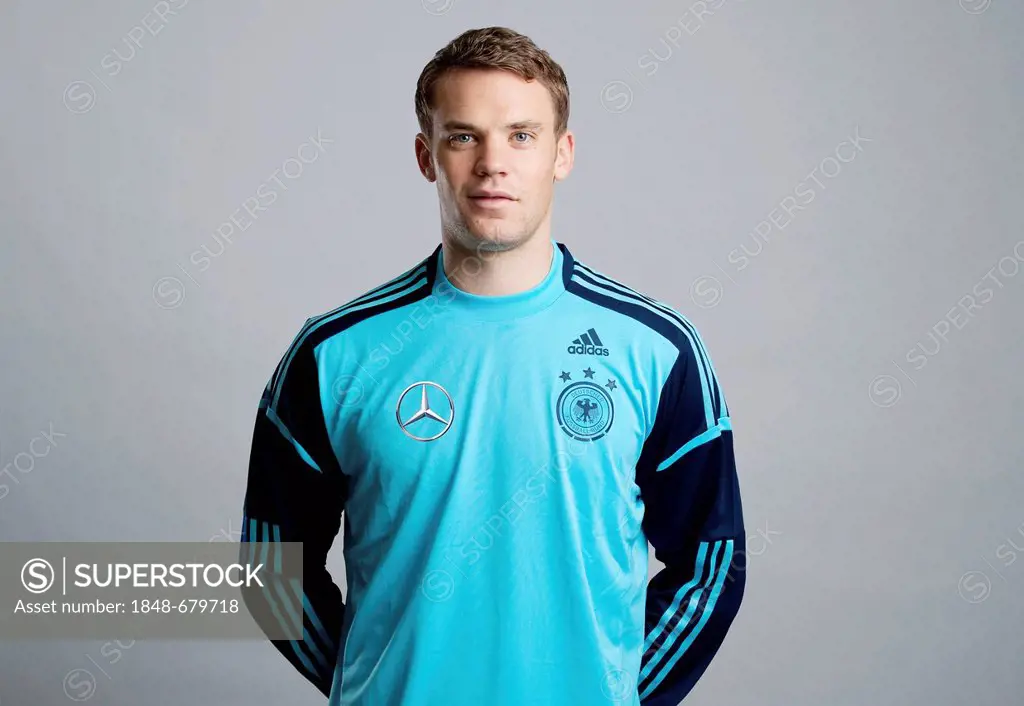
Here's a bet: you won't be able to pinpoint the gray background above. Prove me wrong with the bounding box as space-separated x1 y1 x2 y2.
1 0 1022 704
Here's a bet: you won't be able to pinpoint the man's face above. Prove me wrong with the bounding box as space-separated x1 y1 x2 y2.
416 68 574 252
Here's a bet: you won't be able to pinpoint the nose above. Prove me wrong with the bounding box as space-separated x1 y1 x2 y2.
474 135 509 178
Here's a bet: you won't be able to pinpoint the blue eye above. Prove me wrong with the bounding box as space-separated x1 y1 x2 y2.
513 132 532 142
450 134 473 145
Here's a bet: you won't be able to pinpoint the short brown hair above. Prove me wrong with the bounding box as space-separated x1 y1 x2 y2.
414 27 570 140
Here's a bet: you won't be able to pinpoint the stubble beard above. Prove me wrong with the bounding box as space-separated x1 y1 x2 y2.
444 205 535 254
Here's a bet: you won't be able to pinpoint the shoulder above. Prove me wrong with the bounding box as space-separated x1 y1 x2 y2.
565 253 708 357
296 250 437 350
266 251 436 393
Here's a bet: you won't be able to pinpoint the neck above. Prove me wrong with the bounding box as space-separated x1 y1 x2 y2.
441 232 554 297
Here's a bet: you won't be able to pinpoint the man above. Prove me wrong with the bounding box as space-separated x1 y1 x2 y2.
240 26 744 706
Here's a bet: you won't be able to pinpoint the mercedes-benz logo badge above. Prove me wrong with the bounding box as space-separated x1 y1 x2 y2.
395 381 454 442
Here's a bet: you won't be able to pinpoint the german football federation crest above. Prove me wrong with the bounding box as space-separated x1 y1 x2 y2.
555 367 617 442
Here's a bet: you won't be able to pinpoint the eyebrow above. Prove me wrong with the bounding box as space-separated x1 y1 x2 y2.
441 120 545 132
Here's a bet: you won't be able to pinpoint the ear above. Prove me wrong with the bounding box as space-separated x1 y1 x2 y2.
414 132 436 182
553 129 575 182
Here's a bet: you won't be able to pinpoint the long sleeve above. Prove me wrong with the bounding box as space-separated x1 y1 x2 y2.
634 333 745 705
239 326 349 698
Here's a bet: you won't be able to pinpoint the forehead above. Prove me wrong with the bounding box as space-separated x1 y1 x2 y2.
432 68 556 127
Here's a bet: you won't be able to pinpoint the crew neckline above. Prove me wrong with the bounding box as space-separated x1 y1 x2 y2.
428 239 573 322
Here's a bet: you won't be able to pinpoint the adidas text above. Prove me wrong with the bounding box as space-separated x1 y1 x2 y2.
567 344 610 356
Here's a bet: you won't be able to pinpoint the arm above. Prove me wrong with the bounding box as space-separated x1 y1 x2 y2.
635 332 745 705
239 328 349 697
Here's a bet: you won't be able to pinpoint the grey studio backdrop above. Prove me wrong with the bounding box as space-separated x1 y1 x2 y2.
1 0 1022 704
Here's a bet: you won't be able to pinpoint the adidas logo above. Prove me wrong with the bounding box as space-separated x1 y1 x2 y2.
567 328 610 356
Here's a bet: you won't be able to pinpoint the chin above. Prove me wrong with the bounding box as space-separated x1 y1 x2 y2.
446 225 518 253
471 226 532 249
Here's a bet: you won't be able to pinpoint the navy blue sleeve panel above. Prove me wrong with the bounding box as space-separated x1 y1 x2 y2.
635 339 745 706
239 325 349 698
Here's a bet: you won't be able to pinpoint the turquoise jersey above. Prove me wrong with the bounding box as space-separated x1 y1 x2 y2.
240 240 744 705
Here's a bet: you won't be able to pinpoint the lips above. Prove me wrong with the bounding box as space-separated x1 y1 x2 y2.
469 190 515 200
